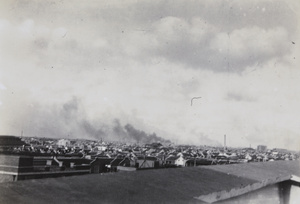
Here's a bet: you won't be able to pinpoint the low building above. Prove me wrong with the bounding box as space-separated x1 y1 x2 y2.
56 139 71 147
90 158 112 173
136 156 160 169
0 155 33 182
0 155 91 182
0 135 26 152
257 145 267 152
165 154 186 167
0 160 299 203
94 145 107 151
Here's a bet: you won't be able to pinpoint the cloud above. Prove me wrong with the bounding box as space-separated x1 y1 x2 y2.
225 92 255 102
114 1 296 72
0 0 300 150
1 1 297 73
141 20 291 72
0 83 6 90
210 26 290 71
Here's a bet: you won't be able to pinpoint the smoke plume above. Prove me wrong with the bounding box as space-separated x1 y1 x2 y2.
11 97 171 144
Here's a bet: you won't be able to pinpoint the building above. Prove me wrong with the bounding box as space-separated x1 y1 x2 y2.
165 154 187 167
0 155 92 182
90 158 112 173
56 139 71 147
257 145 267 152
274 148 289 154
0 155 33 182
0 135 26 152
136 156 159 169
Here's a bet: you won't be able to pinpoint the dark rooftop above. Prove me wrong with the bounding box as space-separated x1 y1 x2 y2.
0 135 26 146
0 160 299 203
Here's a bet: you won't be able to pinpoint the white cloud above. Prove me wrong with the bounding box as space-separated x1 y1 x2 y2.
210 26 289 59
0 83 6 90
154 16 189 43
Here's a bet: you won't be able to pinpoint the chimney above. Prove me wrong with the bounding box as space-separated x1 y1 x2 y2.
224 135 226 151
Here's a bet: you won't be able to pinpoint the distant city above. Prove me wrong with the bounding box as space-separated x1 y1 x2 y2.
0 134 298 183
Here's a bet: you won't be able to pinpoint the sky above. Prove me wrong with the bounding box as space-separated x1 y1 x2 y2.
0 0 300 150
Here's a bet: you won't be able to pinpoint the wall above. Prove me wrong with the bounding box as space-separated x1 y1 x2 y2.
0 155 33 173
218 181 300 204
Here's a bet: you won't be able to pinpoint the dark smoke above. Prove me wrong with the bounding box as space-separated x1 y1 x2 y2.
20 97 171 144
124 124 170 144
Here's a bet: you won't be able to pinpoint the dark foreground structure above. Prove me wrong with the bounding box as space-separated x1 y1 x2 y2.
0 160 299 203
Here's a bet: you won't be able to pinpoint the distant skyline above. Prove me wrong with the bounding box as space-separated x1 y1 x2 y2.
1 0 300 150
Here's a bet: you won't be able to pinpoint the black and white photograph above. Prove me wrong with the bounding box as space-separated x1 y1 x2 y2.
0 0 299 203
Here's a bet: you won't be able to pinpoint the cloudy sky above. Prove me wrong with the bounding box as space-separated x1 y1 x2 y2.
0 0 300 150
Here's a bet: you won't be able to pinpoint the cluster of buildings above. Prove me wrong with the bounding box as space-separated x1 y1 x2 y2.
0 135 298 182
1 135 300 203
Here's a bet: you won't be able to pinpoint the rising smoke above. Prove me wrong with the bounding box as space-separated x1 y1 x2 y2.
15 97 171 144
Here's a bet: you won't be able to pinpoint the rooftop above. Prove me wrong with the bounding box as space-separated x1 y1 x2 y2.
0 160 299 203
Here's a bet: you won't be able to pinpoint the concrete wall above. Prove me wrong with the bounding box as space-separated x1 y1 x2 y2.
0 155 33 173
218 183 280 204
217 181 300 204
0 174 16 183
117 166 136 171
